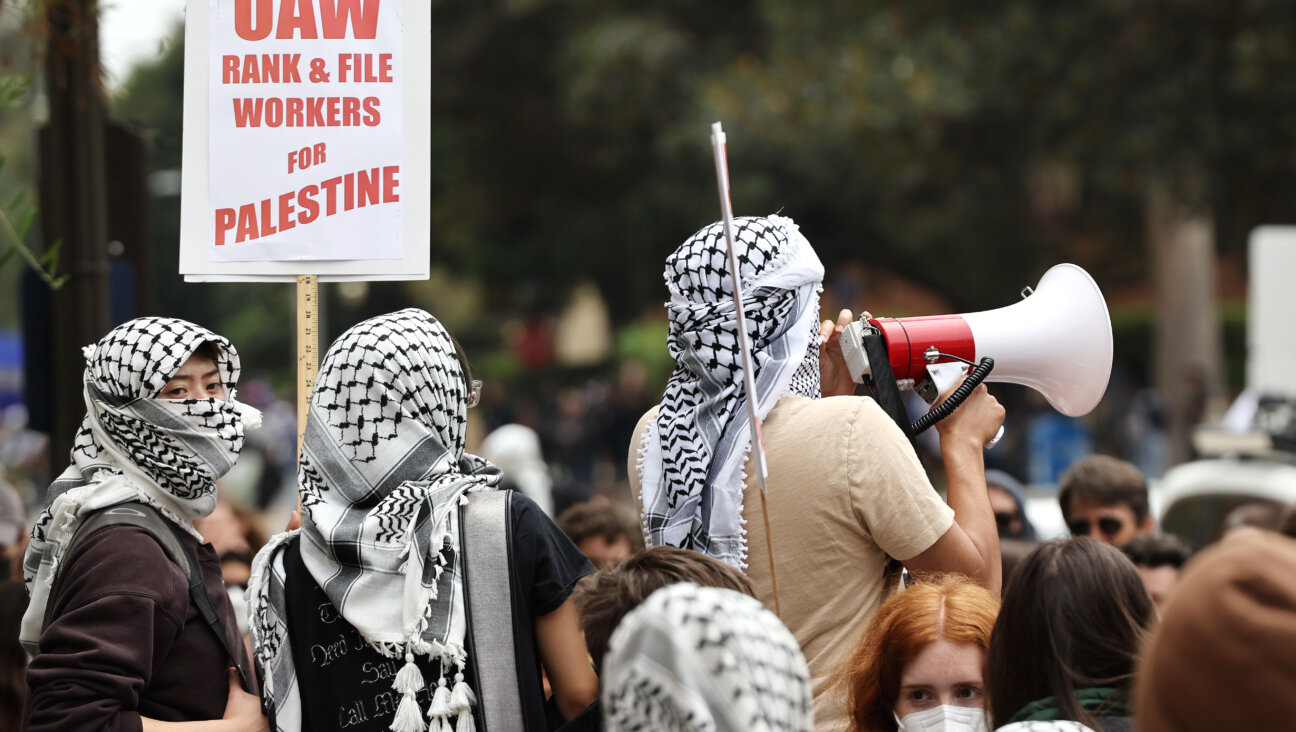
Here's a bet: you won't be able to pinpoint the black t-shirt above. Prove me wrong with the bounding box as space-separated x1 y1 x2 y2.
282 491 592 732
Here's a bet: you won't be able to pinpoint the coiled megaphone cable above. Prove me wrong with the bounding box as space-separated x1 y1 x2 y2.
907 357 996 437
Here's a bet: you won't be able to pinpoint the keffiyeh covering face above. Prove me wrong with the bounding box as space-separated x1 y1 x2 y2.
603 583 814 732
20 316 258 653
249 309 497 732
638 215 824 568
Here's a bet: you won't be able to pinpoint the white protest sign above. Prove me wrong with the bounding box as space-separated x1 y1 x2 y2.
180 0 430 281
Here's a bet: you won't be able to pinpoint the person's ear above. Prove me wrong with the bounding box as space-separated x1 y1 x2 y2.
1138 513 1156 535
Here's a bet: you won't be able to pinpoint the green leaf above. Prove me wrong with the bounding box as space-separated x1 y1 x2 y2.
15 207 35 239
7 188 29 213
40 238 63 268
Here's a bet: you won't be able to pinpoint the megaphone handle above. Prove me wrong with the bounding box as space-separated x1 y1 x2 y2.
859 330 911 433
908 357 995 437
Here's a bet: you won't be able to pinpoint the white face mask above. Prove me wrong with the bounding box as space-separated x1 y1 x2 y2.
895 705 989 732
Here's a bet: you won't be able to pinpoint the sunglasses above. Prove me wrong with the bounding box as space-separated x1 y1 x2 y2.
1067 516 1125 538
993 512 1019 533
466 379 483 409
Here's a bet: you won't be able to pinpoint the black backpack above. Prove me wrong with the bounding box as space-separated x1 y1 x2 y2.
59 501 250 688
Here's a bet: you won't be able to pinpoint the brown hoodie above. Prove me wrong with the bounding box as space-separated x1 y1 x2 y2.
1136 530 1296 731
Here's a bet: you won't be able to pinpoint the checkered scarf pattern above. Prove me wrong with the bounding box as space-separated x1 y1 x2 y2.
249 309 496 732
20 316 258 654
603 583 814 732
637 215 824 568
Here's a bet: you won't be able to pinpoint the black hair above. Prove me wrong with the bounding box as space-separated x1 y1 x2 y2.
448 333 472 396
1121 534 1193 570
192 340 223 365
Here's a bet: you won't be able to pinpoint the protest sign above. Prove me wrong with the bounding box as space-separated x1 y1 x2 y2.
180 0 430 281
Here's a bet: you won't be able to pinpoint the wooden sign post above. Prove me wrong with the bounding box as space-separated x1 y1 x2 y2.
295 274 319 463
179 1 435 514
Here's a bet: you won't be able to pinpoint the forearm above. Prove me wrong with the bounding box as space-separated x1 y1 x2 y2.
535 598 601 720
142 719 243 732
940 435 1002 593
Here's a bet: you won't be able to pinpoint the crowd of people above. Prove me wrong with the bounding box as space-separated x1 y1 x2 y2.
1 214 1295 731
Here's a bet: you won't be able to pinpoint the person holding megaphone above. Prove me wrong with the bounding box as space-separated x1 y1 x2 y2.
629 214 1007 732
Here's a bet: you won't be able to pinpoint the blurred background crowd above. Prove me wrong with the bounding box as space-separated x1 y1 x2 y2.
2 0 1296 728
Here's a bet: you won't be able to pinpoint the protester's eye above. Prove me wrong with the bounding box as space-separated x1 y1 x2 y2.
205 381 222 394
908 689 932 702
164 385 186 398
956 685 983 700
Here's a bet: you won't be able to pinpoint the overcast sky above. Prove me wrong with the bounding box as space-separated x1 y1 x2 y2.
100 0 187 90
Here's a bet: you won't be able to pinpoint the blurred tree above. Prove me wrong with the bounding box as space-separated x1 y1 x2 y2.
106 0 1296 466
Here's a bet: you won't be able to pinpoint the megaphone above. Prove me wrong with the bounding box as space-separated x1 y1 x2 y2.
840 263 1113 433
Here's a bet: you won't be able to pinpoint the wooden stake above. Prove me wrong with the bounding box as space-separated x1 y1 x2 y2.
296 274 320 466
711 122 783 618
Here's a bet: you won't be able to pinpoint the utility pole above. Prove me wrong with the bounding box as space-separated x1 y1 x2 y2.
39 0 111 467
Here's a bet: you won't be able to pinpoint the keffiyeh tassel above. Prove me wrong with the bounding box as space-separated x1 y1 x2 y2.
393 693 427 732
450 668 477 732
392 649 428 732
426 674 454 732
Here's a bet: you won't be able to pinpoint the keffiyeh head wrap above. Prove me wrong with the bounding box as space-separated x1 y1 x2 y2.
249 309 496 732
638 215 824 568
603 582 813 732
20 316 259 653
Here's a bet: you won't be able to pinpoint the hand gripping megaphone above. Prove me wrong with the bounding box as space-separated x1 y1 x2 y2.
839 263 1113 438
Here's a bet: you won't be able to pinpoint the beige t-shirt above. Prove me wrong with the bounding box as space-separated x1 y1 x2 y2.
629 395 954 732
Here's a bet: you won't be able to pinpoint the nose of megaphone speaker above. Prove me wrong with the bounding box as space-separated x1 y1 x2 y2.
867 264 1113 417
961 263 1113 417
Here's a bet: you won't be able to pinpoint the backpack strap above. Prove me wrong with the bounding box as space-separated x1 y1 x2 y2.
461 490 524 731
65 502 250 689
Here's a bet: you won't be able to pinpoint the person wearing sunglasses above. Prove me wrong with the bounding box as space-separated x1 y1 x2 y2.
1057 456 1153 547
985 470 1036 542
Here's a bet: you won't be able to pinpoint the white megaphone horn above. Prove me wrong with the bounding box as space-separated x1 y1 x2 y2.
841 263 1113 420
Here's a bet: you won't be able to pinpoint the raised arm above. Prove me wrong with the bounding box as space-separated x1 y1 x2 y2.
903 383 1004 593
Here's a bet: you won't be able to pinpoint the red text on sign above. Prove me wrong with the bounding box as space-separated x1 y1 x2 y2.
232 96 380 127
235 0 381 41
222 54 303 84
337 53 393 82
214 165 400 245
288 143 327 173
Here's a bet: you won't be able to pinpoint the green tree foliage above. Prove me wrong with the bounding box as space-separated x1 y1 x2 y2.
115 0 1296 339
0 73 65 289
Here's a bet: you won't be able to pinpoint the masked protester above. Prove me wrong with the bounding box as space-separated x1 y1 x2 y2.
248 309 597 732
20 317 267 731
630 215 1005 728
603 582 813 732
838 575 999 732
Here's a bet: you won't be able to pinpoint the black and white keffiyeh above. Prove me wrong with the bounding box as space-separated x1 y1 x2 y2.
603 582 813 732
249 309 497 732
638 215 824 568
20 316 259 653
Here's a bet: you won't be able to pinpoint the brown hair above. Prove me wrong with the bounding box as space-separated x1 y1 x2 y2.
1058 455 1149 524
838 575 1000 732
573 546 754 674
556 501 645 552
986 538 1154 728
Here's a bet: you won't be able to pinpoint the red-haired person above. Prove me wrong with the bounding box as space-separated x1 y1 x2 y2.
838 576 1000 732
